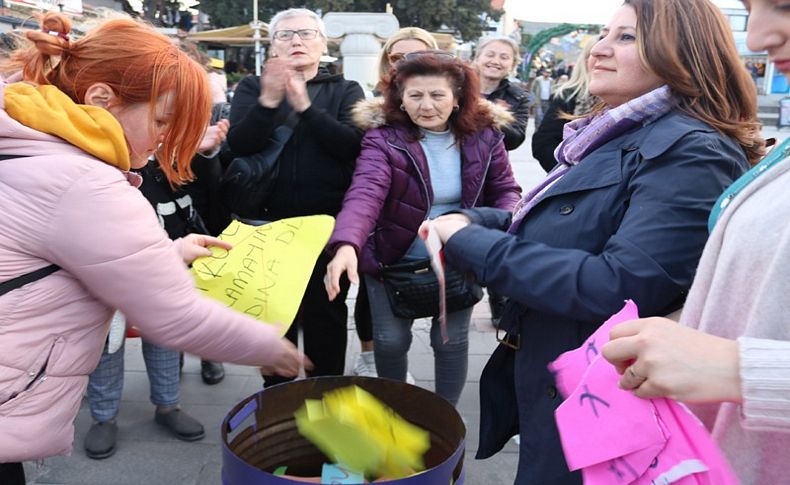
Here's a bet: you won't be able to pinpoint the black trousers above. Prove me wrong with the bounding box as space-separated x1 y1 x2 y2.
0 462 25 485
263 251 350 387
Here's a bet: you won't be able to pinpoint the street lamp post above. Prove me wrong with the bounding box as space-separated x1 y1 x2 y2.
251 0 263 76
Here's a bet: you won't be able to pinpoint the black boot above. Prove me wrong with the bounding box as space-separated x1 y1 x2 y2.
201 360 225 385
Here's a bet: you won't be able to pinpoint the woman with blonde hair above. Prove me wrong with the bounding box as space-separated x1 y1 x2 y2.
0 13 303 483
472 35 531 325
375 27 438 93
427 0 761 482
473 35 530 151
531 41 596 172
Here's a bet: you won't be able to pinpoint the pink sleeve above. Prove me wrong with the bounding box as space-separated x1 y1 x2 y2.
44 165 286 366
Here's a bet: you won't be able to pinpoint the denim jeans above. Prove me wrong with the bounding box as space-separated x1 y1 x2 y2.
364 274 471 406
87 318 180 422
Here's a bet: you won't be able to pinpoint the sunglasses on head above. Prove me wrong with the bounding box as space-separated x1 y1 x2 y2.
389 50 455 64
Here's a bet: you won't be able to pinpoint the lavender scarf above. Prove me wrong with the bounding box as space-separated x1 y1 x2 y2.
509 85 676 233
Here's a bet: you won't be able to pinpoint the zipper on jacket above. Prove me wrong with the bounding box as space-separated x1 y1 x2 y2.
470 148 495 207
386 139 432 222
7 355 50 403
291 125 299 210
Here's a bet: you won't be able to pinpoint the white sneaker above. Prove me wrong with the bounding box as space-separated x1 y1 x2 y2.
352 351 378 377
406 372 416 385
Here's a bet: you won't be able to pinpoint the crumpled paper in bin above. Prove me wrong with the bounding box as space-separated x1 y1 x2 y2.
295 385 431 480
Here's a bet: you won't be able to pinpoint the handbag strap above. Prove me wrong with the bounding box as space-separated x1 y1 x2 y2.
0 264 61 297
0 154 62 295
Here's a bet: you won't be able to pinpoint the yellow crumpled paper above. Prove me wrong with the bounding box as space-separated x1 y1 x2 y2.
190 216 334 335
295 385 431 480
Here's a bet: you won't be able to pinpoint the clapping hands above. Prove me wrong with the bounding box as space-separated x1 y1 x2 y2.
258 58 311 113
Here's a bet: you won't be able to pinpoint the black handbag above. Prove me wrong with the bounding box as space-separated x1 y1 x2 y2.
380 258 483 320
220 116 297 219
220 84 322 219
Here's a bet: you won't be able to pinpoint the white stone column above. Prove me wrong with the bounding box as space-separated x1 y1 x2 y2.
323 13 399 93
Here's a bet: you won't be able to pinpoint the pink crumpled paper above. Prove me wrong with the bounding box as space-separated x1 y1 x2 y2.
549 300 740 484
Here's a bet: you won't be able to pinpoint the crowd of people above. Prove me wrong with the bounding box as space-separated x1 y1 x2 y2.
0 1 788 484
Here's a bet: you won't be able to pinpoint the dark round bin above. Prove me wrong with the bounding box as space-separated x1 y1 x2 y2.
221 376 466 484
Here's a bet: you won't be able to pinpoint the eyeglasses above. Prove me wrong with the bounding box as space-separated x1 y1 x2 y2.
272 29 320 41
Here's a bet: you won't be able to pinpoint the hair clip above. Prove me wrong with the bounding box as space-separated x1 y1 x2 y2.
45 30 70 41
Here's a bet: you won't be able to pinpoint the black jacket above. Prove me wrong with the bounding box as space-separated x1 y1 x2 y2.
485 78 530 151
531 95 576 173
227 69 364 220
136 155 231 239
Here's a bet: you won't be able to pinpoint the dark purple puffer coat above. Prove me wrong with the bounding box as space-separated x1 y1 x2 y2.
327 122 522 275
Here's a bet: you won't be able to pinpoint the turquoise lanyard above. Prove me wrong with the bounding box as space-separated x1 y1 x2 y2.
708 137 790 232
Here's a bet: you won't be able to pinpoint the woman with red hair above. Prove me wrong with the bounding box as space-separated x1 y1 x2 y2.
324 52 521 406
0 13 303 483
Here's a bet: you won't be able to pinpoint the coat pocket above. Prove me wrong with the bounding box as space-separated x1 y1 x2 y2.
0 337 61 407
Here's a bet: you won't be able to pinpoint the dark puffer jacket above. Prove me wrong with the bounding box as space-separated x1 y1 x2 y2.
485 78 531 151
327 99 522 275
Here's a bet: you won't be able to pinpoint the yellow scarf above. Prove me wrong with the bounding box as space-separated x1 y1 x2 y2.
4 83 130 171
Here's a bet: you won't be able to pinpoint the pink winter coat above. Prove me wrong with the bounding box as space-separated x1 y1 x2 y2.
0 85 288 461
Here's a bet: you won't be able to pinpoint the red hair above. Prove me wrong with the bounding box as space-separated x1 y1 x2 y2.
4 13 210 184
382 53 493 141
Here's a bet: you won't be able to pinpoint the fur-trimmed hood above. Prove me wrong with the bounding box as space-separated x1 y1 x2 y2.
351 96 515 132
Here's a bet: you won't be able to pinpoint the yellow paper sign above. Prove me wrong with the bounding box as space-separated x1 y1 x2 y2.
295 386 430 480
191 216 335 335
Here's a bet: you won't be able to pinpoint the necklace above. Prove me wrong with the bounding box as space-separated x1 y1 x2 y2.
708 137 790 231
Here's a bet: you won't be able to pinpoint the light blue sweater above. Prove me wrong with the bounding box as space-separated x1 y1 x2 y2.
419 128 462 219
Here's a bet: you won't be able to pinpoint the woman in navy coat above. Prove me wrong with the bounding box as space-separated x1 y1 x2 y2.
428 0 764 483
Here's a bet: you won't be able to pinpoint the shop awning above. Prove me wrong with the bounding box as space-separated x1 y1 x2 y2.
187 24 269 45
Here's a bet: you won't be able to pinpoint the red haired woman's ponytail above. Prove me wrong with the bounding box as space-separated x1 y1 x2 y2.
19 12 72 85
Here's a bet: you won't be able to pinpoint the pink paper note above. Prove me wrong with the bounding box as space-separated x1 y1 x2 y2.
550 301 740 485
420 220 449 344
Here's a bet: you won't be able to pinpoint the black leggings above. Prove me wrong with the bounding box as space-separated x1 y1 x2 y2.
354 278 373 342
0 462 25 485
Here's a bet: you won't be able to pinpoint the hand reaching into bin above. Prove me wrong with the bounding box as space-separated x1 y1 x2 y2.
260 338 313 378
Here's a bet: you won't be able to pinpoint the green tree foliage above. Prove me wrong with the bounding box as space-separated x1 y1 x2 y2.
197 0 253 27
197 0 502 41
524 23 600 69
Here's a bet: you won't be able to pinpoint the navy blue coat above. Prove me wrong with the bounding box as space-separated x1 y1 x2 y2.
443 111 748 485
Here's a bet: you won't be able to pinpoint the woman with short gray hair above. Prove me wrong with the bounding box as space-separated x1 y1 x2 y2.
227 8 365 386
